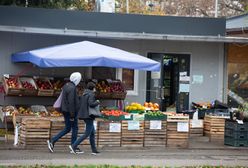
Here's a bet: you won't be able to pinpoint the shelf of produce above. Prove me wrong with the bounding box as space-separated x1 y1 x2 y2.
98 121 121 147
204 115 227 142
144 120 167 147
121 120 144 147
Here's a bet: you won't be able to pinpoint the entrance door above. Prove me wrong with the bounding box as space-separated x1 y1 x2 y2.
147 53 190 112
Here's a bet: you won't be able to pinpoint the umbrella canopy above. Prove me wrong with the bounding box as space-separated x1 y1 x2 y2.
11 41 160 71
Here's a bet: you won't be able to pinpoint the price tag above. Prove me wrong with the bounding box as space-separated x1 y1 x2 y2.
128 121 140 130
109 123 121 132
177 122 189 132
150 120 162 130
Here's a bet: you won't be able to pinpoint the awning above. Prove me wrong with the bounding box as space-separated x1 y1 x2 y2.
11 41 161 71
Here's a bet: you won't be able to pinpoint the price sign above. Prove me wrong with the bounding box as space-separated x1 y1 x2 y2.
109 123 121 132
150 120 162 130
128 121 140 130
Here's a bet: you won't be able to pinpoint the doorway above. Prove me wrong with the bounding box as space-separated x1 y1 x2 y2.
147 53 190 112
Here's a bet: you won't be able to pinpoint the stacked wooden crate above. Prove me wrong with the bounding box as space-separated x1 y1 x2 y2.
189 119 203 137
121 120 144 147
204 115 227 142
19 118 50 148
166 115 189 148
144 120 167 147
50 118 96 147
98 121 121 147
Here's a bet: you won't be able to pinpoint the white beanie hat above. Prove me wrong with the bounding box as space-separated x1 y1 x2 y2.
70 72 82 86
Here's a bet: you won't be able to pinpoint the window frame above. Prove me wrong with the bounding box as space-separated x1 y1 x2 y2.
116 68 139 96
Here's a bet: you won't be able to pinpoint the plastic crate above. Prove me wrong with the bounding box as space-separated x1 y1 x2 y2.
224 136 248 147
225 129 248 140
225 119 248 131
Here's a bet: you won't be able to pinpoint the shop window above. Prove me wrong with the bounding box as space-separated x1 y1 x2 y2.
117 68 138 96
227 44 248 107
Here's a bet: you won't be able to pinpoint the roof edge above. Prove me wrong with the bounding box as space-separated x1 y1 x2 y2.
0 25 248 43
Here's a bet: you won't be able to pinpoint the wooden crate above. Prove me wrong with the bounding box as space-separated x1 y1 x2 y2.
50 118 98 147
98 121 121 147
19 118 51 148
204 115 227 142
2 76 23 96
167 115 189 122
34 77 54 96
190 119 203 137
121 120 144 147
19 77 38 96
144 120 167 147
167 120 189 148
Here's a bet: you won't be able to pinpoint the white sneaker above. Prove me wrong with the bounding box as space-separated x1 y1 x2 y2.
47 140 54 153
69 145 77 154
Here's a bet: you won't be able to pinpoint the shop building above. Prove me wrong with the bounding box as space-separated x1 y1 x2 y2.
0 6 248 111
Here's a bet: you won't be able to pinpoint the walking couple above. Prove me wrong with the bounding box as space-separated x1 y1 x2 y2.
47 72 100 155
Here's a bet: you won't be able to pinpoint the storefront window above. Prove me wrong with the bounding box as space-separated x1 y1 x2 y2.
227 44 248 107
117 69 138 96
122 69 134 90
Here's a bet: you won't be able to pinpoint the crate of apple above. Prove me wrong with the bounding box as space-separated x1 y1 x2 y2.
34 77 54 96
3 76 23 96
19 77 38 96
110 81 127 99
95 80 112 99
50 79 65 96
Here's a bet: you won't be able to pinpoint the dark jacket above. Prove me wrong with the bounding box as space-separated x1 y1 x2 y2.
61 81 79 118
78 89 99 119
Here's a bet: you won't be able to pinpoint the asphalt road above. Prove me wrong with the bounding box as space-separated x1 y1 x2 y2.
1 147 248 167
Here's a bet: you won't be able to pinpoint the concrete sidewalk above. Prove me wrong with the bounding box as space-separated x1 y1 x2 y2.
0 137 248 167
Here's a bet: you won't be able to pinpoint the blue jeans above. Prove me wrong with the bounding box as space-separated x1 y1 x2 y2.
51 112 78 145
71 119 96 152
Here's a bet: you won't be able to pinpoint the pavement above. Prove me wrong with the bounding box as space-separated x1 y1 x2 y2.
0 137 248 167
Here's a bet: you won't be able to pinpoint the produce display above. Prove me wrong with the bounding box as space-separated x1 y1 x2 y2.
101 109 129 117
96 80 110 93
21 81 35 90
46 106 63 117
110 81 125 93
35 78 53 90
19 77 37 90
2 106 18 116
5 77 21 89
144 102 160 111
17 106 35 115
51 79 64 91
125 102 146 112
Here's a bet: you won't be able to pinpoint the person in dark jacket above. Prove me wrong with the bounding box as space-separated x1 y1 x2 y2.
47 72 82 153
69 81 100 155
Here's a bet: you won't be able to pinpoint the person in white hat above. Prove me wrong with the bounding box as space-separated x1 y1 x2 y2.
47 72 83 153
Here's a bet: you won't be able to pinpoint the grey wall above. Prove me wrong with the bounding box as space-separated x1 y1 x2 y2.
0 32 225 108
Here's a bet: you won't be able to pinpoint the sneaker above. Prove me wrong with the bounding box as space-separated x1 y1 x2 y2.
70 147 84 154
69 145 77 154
91 151 100 155
47 140 54 153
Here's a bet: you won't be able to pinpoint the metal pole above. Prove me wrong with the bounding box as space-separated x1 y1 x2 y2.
215 0 218 17
126 0 129 13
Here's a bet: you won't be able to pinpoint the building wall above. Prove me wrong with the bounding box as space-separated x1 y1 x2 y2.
0 32 225 107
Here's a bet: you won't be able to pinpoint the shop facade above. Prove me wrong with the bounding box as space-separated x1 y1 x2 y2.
0 5 239 110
